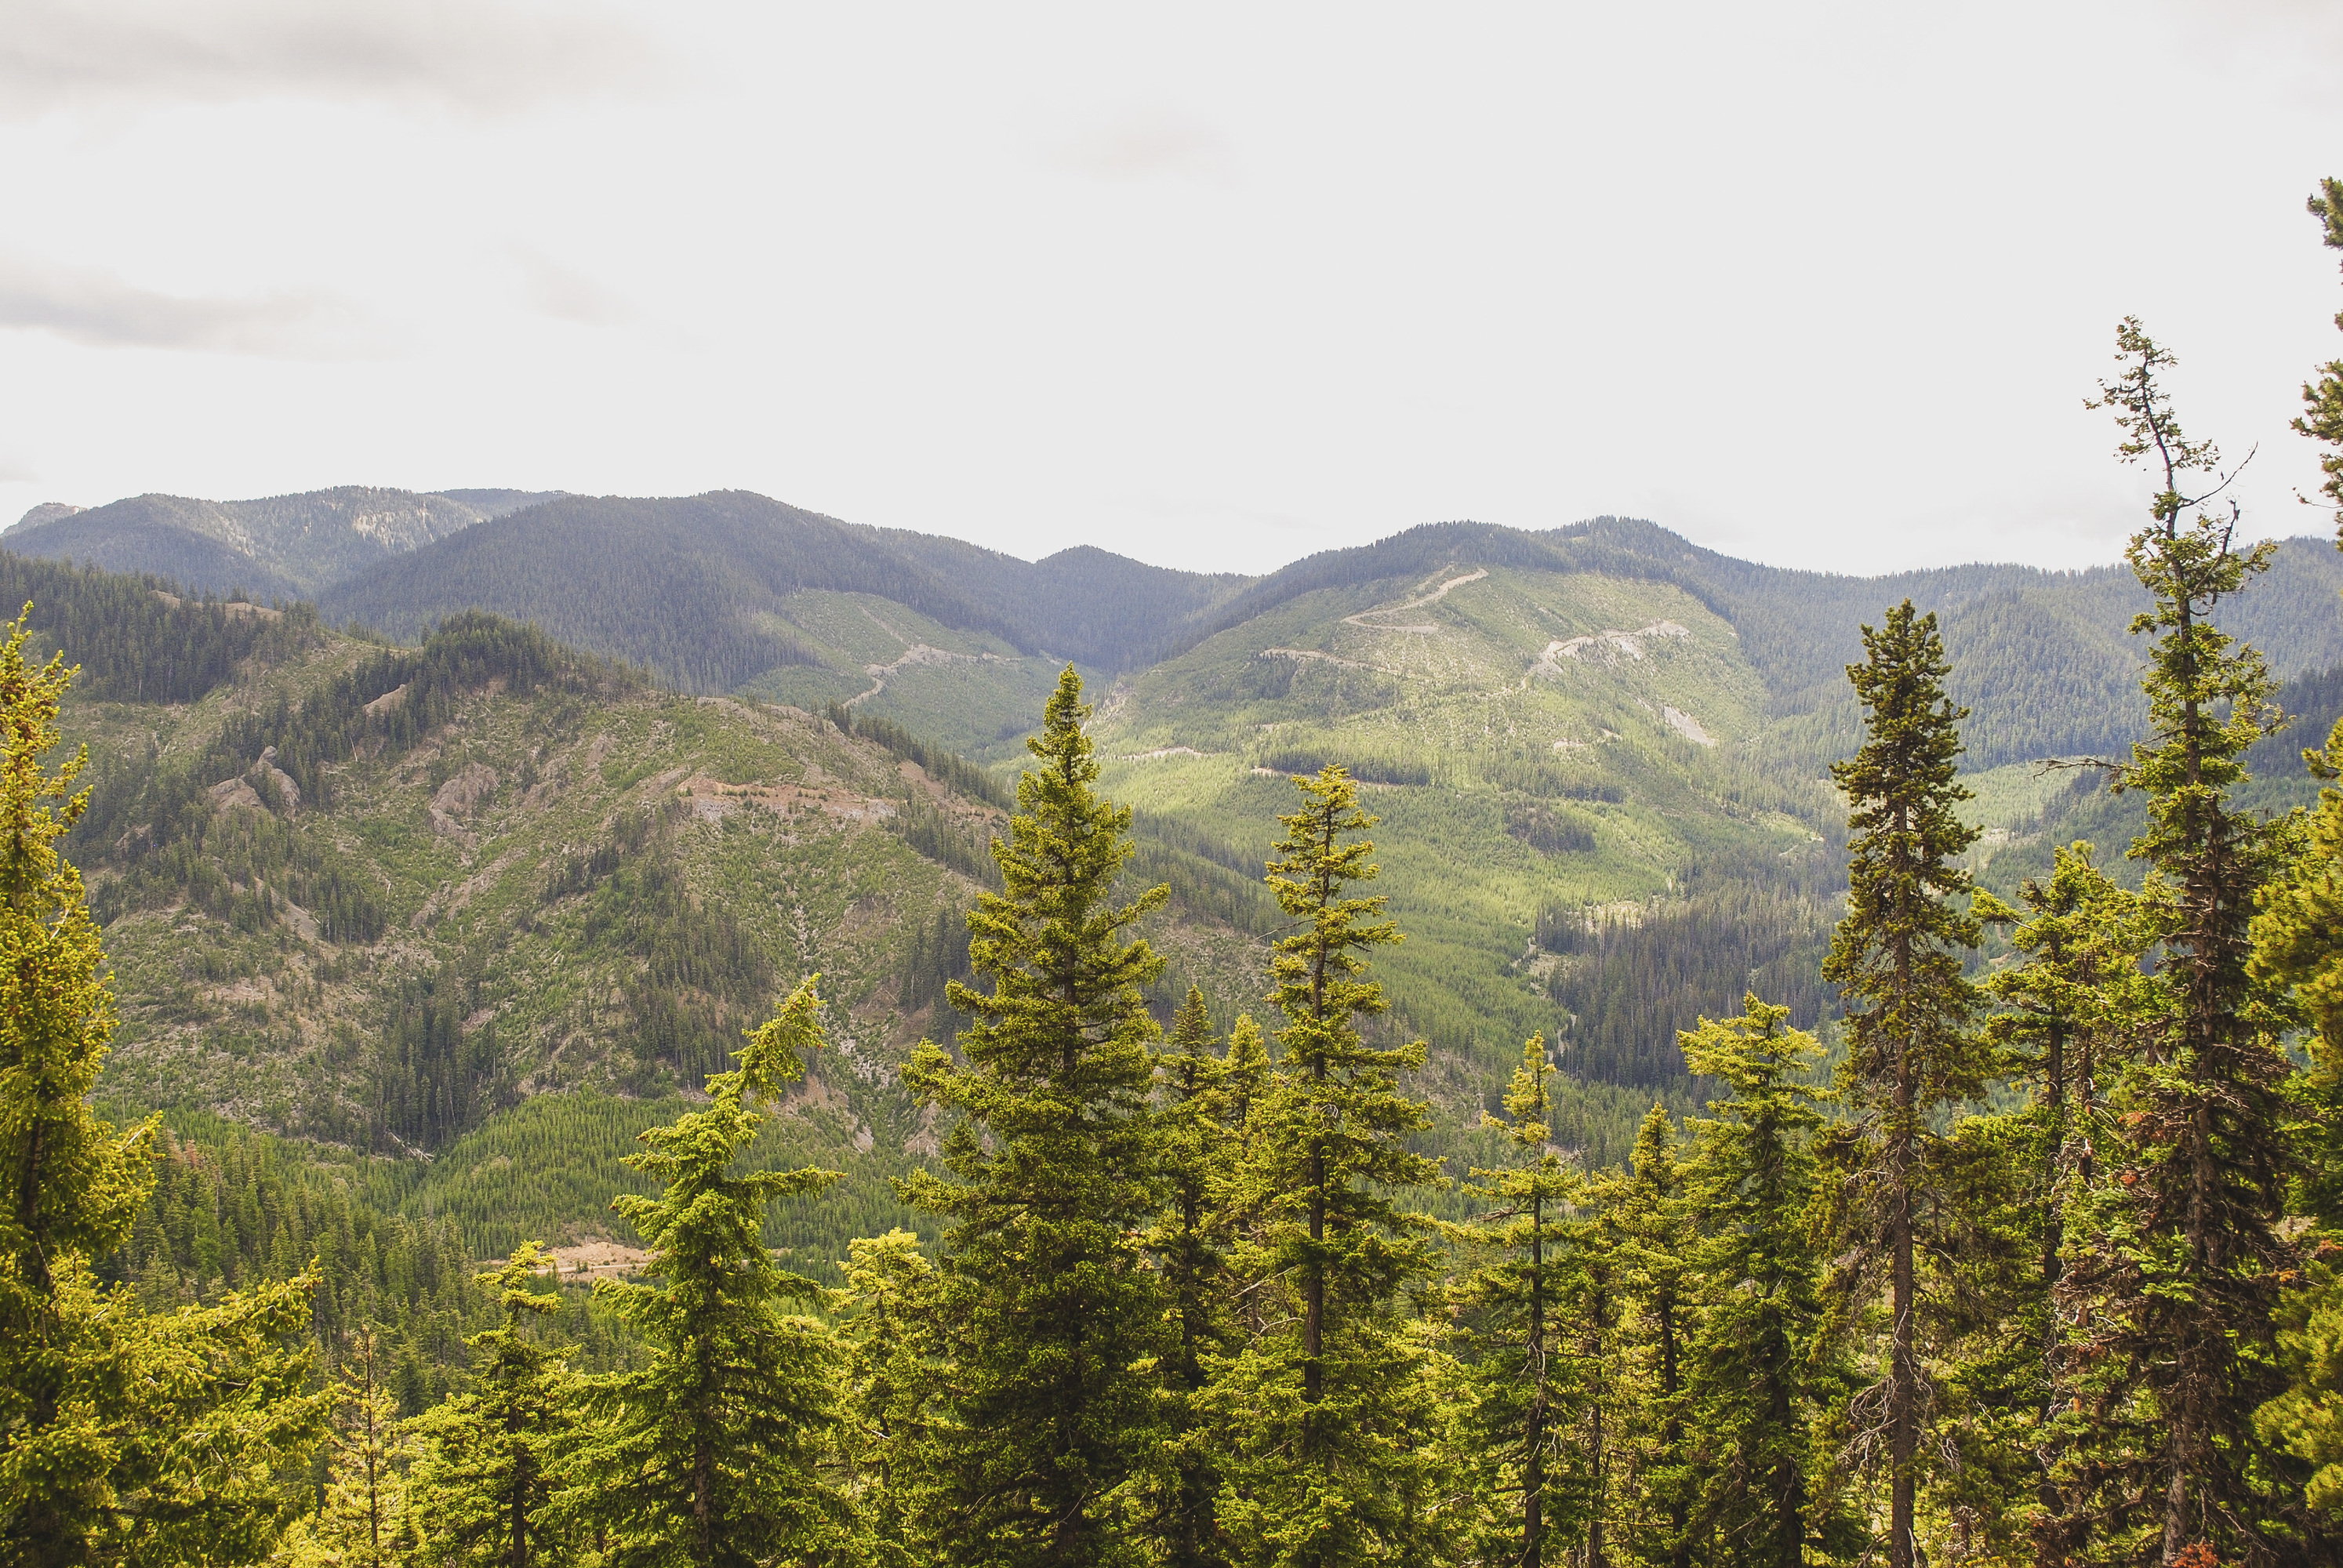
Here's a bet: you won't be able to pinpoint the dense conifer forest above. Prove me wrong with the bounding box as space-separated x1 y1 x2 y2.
10 184 2343 1568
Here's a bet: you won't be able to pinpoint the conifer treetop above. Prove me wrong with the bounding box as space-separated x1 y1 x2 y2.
2298 179 2343 539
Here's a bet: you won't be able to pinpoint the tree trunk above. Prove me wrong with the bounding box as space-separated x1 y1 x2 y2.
1523 1192 1544 1568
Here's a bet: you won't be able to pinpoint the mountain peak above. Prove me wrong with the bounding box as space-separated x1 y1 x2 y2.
12 502 84 531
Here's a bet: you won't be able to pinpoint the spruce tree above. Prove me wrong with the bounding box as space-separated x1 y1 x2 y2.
2247 174 2343 1524
1676 996 1849 1568
1201 766 1451 1567
1815 598 1987 1567
898 666 1169 1567
408 1243 573 1568
2298 176 2343 538
2051 318 2316 1563
1145 988 1235 1568
834 1229 939 1568
292 1330 416 1568
0 607 328 1568
1451 1035 1580 1568
558 975 852 1568
1975 843 2159 1559
1616 1105 1695 1568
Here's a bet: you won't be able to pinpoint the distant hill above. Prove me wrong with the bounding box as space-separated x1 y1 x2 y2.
3 485 550 598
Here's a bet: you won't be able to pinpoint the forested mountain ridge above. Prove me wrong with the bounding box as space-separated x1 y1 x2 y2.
5 553 1276 1258
25 478 2343 768
5 485 563 601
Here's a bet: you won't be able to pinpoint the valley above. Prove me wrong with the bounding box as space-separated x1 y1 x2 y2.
9 487 2342 1248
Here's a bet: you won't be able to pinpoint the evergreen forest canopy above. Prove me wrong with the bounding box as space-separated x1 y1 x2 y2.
9 183 2343 1568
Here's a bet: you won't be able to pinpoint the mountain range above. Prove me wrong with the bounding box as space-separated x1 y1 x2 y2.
9 484 2343 1232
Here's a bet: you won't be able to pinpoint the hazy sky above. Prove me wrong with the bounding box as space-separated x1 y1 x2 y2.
2 2 2340 577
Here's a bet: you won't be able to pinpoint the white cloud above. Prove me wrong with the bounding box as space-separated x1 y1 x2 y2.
512 249 638 328
0 0 663 120
0 254 380 358
1044 108 1235 185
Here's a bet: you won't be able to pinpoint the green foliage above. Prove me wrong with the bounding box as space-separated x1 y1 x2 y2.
560 976 852 1568
1676 997 1851 1568
1813 598 1988 1568
0 608 330 1567
2047 321 2324 1563
289 1330 417 1568
1449 1036 1587 1567
1142 989 1237 1568
2299 176 2343 537
0 552 321 704
899 665 1170 1566
826 703 1013 808
1201 767 1453 1568
409 1245 575 1568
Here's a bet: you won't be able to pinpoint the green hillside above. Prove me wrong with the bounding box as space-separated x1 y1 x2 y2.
5 486 526 599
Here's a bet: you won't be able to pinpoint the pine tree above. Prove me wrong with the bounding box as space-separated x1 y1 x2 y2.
1451 1035 1579 1568
1201 766 1451 1568
0 606 329 1568
1146 988 1234 1568
407 1243 573 1568
898 665 1169 1567
1676 996 1848 1568
1815 599 1987 1567
834 1229 940 1568
1616 1105 1695 1568
558 975 852 1568
2298 177 2343 539
2246 172 2343 1533
2052 318 2318 1564
292 1329 416 1568
2252 679 2343 1519
1974 843 2160 1560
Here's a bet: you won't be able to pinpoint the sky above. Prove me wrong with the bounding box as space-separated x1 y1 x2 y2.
2 2 2340 579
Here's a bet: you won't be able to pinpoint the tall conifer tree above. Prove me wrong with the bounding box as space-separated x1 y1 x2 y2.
835 1229 940 1568
409 1244 574 1568
2248 175 2343 1525
2051 321 2319 1563
560 976 852 1568
1677 996 1850 1567
290 1330 416 1568
1146 988 1235 1568
0 608 327 1568
1975 843 2157 1561
1452 1035 1580 1568
1617 1105 1695 1568
2297 176 2343 538
900 666 1169 1567
1816 599 1986 1568
1203 766 1451 1568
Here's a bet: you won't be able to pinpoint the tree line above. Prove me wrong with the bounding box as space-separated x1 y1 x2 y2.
9 197 2343 1567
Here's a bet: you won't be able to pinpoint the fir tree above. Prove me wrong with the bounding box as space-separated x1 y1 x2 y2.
408 1244 573 1568
558 975 852 1568
1676 996 1847 1568
2053 319 2319 1564
1451 1035 1579 1568
2298 176 2343 538
898 666 1170 1567
1975 842 2159 1560
2247 173 2343 1531
1202 766 1451 1568
1814 599 1986 1568
1146 988 1234 1568
0 606 329 1568
2252 684 2343 1519
1616 1104 1695 1568
291 1330 416 1568
834 1229 940 1568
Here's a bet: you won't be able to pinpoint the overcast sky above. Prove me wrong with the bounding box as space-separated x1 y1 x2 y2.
2 2 2339 577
